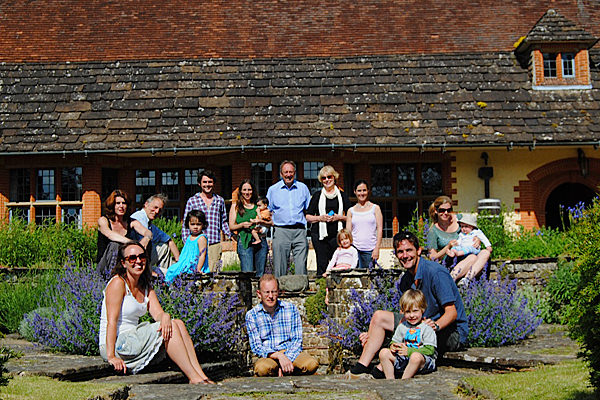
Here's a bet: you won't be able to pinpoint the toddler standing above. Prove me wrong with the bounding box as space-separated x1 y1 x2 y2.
165 210 209 283
374 289 437 379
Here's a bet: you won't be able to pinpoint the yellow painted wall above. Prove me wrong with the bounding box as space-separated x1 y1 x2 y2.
453 147 598 213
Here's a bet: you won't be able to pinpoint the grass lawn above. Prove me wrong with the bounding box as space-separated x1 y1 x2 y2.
0 375 125 400
461 359 596 400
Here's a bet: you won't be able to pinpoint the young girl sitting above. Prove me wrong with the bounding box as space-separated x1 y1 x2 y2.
165 210 209 284
323 229 358 276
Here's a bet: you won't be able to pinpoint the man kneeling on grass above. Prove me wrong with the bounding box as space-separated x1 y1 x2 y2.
245 274 319 376
373 289 437 379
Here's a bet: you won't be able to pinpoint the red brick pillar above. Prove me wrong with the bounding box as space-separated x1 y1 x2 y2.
82 164 102 227
0 169 9 220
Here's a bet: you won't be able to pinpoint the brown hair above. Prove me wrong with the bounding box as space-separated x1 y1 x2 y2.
336 228 353 246
104 189 131 220
235 179 258 217
400 289 427 313
428 195 453 223
258 274 279 291
111 242 152 291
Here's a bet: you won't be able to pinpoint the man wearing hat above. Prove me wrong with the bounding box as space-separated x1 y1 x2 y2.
446 213 492 259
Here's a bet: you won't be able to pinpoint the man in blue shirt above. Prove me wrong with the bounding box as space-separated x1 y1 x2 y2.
245 274 319 376
348 231 468 378
266 160 311 277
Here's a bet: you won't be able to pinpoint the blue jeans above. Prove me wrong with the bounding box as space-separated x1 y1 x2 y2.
357 250 373 269
237 238 268 277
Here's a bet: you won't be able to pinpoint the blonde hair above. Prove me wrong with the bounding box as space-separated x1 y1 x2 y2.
318 165 340 183
258 274 279 291
336 228 353 246
428 195 453 223
400 289 427 313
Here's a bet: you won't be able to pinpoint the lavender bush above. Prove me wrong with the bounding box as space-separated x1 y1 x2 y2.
461 266 542 347
20 253 104 355
153 274 244 353
22 252 243 356
325 265 542 351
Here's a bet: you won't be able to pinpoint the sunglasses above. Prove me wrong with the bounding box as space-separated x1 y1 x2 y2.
321 175 334 181
124 253 147 263
437 206 453 213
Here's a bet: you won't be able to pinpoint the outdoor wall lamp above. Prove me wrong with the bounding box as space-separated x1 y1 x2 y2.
578 148 589 177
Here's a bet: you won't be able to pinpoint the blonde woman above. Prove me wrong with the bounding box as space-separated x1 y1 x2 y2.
305 165 351 276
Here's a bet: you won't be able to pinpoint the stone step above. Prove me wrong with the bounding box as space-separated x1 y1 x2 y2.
2 334 248 383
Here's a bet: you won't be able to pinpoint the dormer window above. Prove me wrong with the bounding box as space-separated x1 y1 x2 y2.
533 49 591 89
514 9 598 91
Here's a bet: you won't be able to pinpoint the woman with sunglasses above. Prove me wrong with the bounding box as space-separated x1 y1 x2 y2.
427 196 460 266
99 242 214 384
305 165 351 276
427 196 491 280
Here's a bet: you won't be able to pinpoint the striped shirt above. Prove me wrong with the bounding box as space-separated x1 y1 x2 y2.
245 300 303 362
182 193 231 244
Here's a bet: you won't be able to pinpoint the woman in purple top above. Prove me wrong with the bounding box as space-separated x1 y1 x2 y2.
346 180 383 269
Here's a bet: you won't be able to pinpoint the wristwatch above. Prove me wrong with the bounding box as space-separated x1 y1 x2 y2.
433 322 440 332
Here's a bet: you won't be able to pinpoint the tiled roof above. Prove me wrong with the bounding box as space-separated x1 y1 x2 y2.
1 52 600 154
521 9 598 45
0 1 599 62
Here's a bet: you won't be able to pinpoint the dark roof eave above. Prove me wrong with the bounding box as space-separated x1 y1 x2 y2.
515 37 599 55
2 141 599 157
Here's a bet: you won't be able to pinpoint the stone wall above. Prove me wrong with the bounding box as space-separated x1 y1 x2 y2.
489 258 560 286
205 258 560 370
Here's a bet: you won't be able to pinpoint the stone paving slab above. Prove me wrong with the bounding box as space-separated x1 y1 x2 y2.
443 324 576 369
128 368 481 400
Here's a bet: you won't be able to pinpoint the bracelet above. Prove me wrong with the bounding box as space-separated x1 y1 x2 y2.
434 322 440 332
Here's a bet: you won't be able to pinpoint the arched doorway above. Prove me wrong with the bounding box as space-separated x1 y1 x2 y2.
545 183 597 230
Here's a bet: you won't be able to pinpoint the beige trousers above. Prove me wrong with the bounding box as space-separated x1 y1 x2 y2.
207 242 222 272
254 351 319 377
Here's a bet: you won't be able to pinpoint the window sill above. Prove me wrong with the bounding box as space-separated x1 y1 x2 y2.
532 84 592 91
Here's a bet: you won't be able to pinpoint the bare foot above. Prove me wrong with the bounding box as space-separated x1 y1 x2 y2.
190 378 215 384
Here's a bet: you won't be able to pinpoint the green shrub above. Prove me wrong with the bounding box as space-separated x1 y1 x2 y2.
0 346 13 387
153 217 183 250
565 196 600 390
542 260 579 325
476 210 512 256
0 271 58 333
305 278 327 325
0 219 96 268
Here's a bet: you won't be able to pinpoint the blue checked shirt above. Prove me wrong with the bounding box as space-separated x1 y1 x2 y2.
245 300 303 362
182 193 232 244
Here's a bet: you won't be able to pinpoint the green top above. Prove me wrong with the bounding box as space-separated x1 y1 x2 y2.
426 224 460 252
235 204 258 249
